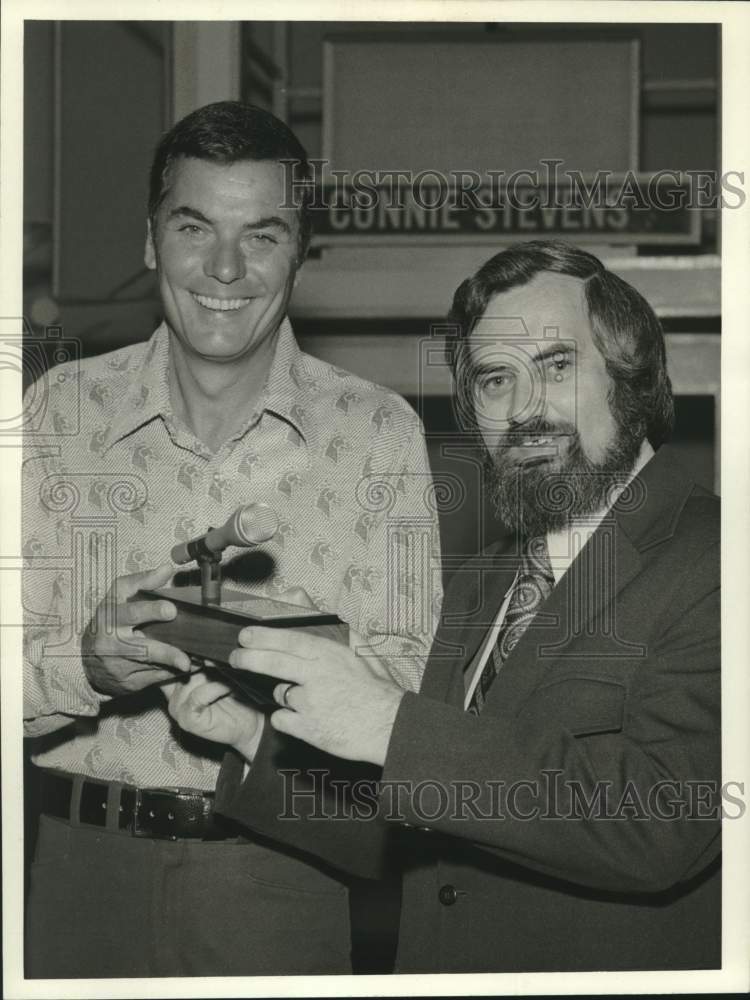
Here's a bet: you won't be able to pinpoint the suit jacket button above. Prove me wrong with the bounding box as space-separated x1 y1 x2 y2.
438 884 458 906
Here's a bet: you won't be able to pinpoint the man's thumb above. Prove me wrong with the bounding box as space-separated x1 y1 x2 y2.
118 563 173 600
275 586 317 610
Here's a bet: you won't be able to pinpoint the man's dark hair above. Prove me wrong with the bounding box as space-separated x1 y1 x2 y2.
447 240 674 447
148 100 313 261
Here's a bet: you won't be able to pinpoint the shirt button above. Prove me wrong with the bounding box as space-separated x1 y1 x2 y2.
438 884 458 906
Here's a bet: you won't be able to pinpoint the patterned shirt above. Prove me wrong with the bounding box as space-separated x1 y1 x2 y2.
23 319 442 790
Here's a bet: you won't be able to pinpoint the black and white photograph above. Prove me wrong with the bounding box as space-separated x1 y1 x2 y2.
2 1 749 996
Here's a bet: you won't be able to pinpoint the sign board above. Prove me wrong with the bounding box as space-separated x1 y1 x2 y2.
323 34 639 176
309 178 702 247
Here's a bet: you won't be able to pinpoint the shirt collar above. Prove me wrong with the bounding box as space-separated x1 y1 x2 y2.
546 439 655 585
103 318 307 451
102 324 172 451
258 317 309 440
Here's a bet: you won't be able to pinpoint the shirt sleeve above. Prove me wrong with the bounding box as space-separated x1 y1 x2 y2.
341 415 443 693
22 385 109 736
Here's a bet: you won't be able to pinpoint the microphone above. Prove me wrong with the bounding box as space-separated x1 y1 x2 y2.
171 503 279 565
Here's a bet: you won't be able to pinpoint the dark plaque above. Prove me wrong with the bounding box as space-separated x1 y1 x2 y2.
138 585 348 708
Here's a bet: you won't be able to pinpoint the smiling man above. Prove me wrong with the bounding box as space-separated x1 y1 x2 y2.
177 240 721 972
22 102 440 977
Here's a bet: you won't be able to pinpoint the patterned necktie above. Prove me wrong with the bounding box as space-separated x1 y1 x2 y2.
467 536 555 715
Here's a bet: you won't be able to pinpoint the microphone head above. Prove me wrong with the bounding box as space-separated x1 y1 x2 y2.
170 541 193 565
231 503 279 546
169 503 279 564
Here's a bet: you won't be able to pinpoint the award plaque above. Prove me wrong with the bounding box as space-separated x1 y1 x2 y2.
139 587 347 708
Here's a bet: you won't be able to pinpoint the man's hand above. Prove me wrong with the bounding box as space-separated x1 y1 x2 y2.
229 628 405 766
163 672 265 763
82 564 191 696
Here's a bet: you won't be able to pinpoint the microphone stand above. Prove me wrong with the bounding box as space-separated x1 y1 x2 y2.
179 526 222 605
199 550 222 605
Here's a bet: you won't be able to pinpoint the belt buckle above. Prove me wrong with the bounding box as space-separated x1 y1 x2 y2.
133 787 179 841
131 787 149 838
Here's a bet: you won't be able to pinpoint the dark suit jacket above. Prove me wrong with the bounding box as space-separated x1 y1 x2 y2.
216 445 721 972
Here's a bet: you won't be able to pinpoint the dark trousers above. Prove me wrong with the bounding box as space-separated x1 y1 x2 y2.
26 814 351 978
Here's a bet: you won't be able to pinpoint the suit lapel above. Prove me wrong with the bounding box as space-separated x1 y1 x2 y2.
478 446 694 716
480 519 644 716
422 445 697 716
420 555 517 706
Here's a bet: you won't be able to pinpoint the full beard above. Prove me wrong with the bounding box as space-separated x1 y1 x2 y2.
486 415 644 538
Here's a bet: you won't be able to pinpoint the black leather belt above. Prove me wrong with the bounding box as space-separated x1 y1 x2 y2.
37 769 240 841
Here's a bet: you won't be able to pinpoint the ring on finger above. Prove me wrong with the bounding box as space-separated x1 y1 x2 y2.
277 682 295 709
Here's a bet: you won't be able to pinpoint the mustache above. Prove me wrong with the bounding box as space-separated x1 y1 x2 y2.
494 418 578 453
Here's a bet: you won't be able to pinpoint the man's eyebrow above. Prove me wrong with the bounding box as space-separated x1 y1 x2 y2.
468 360 515 377
244 215 292 235
467 342 576 377
166 206 213 225
528 342 577 365
165 208 292 236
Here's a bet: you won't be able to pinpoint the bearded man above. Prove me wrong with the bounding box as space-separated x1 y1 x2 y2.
168 240 721 972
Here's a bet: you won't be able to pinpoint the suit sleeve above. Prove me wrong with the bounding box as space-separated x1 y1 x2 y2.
380 540 721 893
215 727 394 881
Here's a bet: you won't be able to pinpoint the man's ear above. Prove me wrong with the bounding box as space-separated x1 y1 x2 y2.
144 220 156 271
